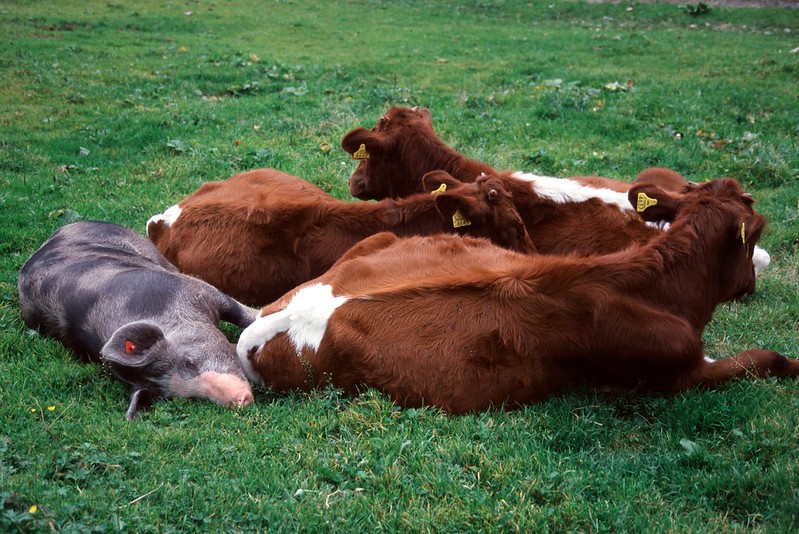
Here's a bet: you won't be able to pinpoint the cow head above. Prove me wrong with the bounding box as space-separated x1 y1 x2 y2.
341 106 438 200
628 178 766 301
423 171 536 254
101 321 253 419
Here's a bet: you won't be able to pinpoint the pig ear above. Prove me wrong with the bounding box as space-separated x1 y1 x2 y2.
627 183 681 223
340 128 382 158
101 321 164 367
125 388 154 420
422 171 465 194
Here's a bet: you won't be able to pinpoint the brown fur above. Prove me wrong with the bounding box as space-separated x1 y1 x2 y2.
341 107 690 256
341 106 688 199
243 179 794 412
148 168 534 306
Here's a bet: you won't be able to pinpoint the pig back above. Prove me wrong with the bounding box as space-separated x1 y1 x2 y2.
18 221 187 361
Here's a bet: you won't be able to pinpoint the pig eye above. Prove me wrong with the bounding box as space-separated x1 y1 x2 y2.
125 340 136 354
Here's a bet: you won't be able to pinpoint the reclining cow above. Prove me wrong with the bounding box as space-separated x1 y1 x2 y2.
18 221 257 419
237 178 795 413
147 168 534 306
341 106 687 199
340 106 770 273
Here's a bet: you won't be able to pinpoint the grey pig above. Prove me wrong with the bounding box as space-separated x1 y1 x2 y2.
18 221 257 419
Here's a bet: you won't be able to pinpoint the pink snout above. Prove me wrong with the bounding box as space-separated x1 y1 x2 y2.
168 371 254 408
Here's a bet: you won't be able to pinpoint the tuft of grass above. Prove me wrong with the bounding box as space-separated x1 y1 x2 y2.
2 1 798 531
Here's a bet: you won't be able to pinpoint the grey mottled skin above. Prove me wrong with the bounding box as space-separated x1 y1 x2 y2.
18 221 258 418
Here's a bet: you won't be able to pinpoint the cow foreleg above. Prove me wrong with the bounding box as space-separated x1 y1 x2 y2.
673 349 799 392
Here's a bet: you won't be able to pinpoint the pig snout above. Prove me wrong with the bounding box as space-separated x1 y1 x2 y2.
169 371 254 408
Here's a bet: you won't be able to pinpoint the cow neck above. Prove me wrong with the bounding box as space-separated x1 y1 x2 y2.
434 150 495 184
400 133 494 190
376 195 444 237
600 200 737 330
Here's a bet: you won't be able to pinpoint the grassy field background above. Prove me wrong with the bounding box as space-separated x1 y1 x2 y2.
2 0 798 531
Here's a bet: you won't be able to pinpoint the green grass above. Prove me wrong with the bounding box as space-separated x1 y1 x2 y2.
2 0 798 531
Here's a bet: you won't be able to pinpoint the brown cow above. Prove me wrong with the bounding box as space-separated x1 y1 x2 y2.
341 106 686 199
147 168 534 306
238 178 795 413
341 106 770 273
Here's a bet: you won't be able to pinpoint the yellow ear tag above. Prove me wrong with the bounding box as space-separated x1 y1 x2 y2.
351 143 370 160
741 222 748 258
636 192 658 213
452 209 471 228
430 183 447 195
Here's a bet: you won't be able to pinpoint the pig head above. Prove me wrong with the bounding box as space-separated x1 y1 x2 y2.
18 221 257 419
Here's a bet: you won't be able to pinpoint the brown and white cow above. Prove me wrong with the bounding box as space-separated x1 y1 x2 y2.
238 178 795 413
147 168 534 306
341 106 770 273
341 106 687 198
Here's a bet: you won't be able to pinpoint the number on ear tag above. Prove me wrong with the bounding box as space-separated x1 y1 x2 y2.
636 192 658 212
452 209 471 228
352 143 370 160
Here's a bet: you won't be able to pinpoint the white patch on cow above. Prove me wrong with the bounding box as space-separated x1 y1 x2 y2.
646 221 671 231
512 171 632 211
145 204 182 236
752 245 770 276
704 356 716 363
236 284 348 382
286 283 349 351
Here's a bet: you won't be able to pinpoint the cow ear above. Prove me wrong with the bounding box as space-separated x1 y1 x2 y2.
627 183 681 223
341 128 382 159
101 321 165 367
422 171 465 194
415 107 433 124
435 194 476 230
125 388 155 420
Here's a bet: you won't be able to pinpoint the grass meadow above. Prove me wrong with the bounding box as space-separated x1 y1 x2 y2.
2 0 798 531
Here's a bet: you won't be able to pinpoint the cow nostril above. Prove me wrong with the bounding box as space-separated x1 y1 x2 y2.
350 179 365 194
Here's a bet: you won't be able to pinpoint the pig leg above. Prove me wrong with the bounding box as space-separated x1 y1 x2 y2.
126 389 155 420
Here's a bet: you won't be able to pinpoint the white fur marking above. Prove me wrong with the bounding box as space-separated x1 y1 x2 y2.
646 221 671 231
512 171 633 211
752 245 770 277
146 204 182 235
284 284 348 351
236 284 348 382
704 356 716 363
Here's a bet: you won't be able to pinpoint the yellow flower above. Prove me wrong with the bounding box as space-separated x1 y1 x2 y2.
29 505 37 514
48 406 55 411
30 408 37 413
